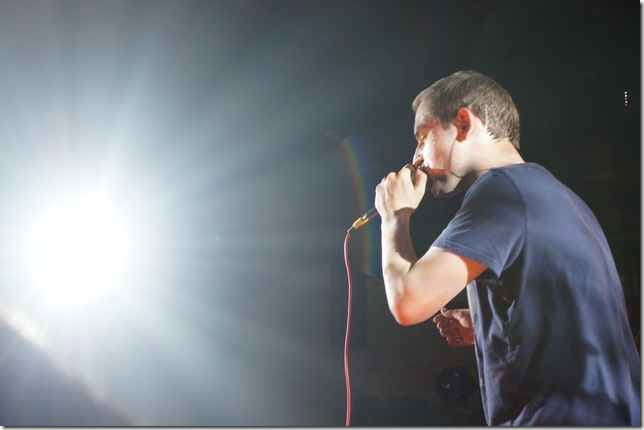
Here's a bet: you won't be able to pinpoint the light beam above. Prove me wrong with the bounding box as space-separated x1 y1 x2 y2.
23 192 131 307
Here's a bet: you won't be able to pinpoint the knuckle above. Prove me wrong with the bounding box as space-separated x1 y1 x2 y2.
447 335 462 344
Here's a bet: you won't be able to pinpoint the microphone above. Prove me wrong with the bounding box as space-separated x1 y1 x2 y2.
350 160 425 231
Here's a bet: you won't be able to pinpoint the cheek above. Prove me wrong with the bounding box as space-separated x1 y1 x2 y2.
423 131 446 163
433 129 455 158
421 144 435 162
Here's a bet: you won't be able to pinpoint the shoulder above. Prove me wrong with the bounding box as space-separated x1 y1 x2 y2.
462 167 525 211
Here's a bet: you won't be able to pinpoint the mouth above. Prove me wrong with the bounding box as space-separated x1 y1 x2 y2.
424 167 449 177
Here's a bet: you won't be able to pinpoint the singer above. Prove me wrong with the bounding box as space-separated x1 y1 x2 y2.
375 70 640 425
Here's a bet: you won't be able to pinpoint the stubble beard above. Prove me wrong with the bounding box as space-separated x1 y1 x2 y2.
427 174 449 197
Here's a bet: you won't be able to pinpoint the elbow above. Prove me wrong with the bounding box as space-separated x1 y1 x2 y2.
385 274 417 326
389 300 419 327
393 314 416 327
385 273 435 326
388 291 441 327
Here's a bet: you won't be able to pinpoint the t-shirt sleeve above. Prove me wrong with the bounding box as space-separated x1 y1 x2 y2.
433 171 526 278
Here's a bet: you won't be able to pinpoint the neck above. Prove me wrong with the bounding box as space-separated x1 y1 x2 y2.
469 138 524 177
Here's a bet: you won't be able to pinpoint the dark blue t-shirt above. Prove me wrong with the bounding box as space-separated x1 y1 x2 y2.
433 162 641 426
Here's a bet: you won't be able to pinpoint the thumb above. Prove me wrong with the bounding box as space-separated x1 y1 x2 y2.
442 308 469 326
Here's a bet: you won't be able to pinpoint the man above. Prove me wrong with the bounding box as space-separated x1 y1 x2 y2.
374 70 641 425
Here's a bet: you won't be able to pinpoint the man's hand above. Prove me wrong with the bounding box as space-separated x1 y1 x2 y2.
375 164 427 223
432 308 474 347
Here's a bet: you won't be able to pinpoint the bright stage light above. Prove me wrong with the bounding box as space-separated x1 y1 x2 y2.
23 193 131 307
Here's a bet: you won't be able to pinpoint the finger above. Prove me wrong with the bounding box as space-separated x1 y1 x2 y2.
398 164 416 185
439 320 458 331
437 319 457 330
374 183 383 203
441 308 460 320
446 335 464 346
383 173 396 192
380 173 393 185
444 308 471 327
440 328 458 337
438 326 461 336
398 163 413 174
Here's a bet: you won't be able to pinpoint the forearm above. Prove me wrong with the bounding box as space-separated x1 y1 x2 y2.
381 212 418 310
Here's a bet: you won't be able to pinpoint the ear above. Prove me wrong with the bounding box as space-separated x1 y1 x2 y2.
453 107 472 142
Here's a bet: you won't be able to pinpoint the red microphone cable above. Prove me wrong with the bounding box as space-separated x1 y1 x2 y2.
342 210 377 426
343 208 445 427
342 164 429 425
342 228 353 427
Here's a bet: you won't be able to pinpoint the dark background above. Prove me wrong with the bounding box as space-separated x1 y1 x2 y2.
0 0 639 426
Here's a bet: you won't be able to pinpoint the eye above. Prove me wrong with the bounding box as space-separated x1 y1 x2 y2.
415 131 428 145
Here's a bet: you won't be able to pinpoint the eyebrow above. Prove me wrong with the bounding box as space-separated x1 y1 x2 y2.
414 119 434 142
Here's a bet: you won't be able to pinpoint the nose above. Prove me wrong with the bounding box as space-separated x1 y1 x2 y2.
412 154 423 169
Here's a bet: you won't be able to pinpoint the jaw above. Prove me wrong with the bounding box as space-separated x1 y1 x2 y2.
428 174 456 197
428 173 473 199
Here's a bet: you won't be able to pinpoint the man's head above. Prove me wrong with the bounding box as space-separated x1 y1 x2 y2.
411 70 520 197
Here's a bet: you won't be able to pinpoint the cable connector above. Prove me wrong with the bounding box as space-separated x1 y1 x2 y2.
350 207 378 231
350 215 369 231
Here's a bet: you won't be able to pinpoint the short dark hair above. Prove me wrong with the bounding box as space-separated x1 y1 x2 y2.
412 70 520 149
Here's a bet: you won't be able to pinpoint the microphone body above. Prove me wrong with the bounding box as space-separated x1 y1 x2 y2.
350 207 378 230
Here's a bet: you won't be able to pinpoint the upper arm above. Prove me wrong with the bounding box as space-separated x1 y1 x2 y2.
394 246 486 326
393 172 525 326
